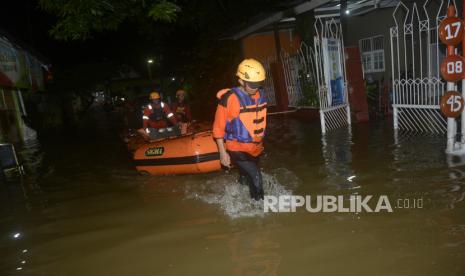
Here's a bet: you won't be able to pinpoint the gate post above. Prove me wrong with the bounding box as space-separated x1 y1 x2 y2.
461 0 465 149
393 106 398 129
320 109 326 133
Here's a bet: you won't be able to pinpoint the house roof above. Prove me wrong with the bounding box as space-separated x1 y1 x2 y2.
0 27 50 67
226 0 400 40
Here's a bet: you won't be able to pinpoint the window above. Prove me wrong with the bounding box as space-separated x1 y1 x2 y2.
0 89 5 109
359 35 385 75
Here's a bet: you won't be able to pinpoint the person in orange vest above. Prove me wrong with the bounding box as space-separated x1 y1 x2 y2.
141 91 178 140
171 89 192 134
212 59 267 201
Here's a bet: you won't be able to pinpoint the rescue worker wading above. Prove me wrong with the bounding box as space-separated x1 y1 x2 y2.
141 91 178 140
213 59 267 201
171 89 192 135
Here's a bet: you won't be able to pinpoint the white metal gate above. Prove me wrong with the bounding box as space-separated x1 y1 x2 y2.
261 56 277 106
390 1 451 134
281 51 304 107
280 42 319 107
314 17 351 134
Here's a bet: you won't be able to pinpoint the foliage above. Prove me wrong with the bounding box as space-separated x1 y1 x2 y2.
38 0 288 119
147 0 179 22
38 0 180 40
298 71 319 107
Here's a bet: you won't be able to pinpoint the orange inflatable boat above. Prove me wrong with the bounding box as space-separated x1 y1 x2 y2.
129 130 221 175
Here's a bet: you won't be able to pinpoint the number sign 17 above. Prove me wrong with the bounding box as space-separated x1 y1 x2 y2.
445 21 462 40
439 17 464 45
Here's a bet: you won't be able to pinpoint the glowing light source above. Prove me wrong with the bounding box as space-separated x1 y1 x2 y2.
147 59 154 64
345 10 350 15
13 233 21 239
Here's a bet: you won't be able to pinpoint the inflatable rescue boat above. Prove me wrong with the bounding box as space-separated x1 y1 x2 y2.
129 130 221 175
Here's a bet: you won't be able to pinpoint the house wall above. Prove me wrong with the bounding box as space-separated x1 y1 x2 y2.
241 29 301 60
0 35 47 143
345 8 395 83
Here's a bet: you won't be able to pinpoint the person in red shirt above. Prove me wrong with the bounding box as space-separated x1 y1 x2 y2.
171 89 192 123
212 59 267 201
140 91 178 140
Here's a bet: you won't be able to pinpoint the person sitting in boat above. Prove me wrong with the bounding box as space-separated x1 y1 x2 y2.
140 91 179 140
171 89 192 134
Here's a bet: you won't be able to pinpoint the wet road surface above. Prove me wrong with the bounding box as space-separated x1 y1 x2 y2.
1 113 465 275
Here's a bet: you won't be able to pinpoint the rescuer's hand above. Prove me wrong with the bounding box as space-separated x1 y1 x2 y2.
219 151 231 168
137 128 150 141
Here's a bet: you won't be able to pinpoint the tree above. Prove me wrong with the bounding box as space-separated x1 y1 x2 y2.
38 0 180 40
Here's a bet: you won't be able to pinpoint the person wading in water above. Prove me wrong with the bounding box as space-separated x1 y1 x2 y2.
212 59 267 201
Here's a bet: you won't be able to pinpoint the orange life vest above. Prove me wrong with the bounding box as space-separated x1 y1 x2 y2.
221 87 267 143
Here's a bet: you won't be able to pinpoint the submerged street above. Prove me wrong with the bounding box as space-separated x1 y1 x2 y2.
2 0 465 275
1 112 464 275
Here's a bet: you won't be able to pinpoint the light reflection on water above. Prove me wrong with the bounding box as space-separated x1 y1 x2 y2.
0 116 465 275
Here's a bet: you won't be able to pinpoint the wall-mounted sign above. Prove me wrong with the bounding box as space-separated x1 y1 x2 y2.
322 38 344 106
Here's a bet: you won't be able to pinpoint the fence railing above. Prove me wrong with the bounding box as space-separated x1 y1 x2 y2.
314 17 351 133
390 0 453 134
261 56 277 106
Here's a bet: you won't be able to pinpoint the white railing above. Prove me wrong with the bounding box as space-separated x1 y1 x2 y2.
261 56 277 106
390 0 455 134
281 51 303 107
314 17 351 134
392 78 444 106
279 42 319 108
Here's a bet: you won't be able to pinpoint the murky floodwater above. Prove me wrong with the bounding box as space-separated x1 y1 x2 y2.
1 112 465 275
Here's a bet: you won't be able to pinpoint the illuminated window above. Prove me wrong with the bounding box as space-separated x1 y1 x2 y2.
359 35 385 75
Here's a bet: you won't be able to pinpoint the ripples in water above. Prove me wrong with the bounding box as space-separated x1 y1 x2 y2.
185 168 299 219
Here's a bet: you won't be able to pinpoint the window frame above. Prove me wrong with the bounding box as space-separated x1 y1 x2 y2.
0 88 6 109
359 35 385 75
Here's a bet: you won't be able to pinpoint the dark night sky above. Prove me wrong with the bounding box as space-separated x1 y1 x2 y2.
1 0 161 72
0 0 291 78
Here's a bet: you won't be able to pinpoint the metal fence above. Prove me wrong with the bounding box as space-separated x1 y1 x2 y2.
280 42 319 107
314 17 351 134
262 41 319 108
281 51 304 107
390 0 451 134
261 56 277 106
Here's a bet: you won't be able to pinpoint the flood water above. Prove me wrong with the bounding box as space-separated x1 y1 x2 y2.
1 112 465 275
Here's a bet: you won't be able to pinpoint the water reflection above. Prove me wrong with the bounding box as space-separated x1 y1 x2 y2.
228 227 281 275
321 127 356 190
1 117 465 274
